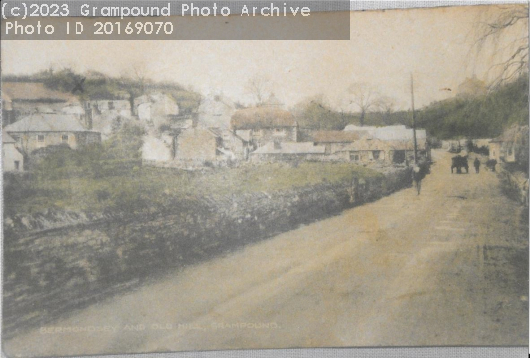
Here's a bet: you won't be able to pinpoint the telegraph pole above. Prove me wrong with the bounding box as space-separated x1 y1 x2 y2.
410 74 418 164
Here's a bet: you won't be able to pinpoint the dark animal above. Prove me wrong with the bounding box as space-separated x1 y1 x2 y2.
486 159 497 172
451 155 469 174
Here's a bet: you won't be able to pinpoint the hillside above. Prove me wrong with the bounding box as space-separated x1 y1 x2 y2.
294 75 528 140
415 75 529 139
3 69 202 115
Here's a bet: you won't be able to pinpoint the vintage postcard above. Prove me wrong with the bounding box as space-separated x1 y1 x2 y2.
1 1 529 357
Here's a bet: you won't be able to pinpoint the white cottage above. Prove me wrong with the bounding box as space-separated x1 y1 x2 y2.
3 132 24 171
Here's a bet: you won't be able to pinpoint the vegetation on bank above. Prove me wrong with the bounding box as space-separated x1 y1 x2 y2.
415 75 529 140
4 146 381 218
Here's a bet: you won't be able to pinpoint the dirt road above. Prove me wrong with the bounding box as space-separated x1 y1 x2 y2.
4 150 528 357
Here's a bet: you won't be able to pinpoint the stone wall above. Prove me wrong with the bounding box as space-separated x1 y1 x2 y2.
3 167 412 338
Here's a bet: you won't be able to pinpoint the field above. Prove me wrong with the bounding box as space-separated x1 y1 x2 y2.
5 156 381 219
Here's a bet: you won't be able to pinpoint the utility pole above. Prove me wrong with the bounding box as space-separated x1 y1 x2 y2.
410 73 418 164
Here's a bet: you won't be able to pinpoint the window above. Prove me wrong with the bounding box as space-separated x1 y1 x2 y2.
62 135 69 143
108 101 115 110
37 135 45 143
373 150 381 160
14 161 20 170
350 152 360 161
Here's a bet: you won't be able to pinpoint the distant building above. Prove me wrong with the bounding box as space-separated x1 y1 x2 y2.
85 99 131 117
250 141 326 162
231 107 298 147
309 130 363 155
134 93 179 130
174 127 221 162
1 82 79 126
342 124 429 163
141 133 174 164
208 127 250 161
489 125 529 164
335 134 428 164
198 94 236 129
2 132 24 171
337 137 390 163
4 113 101 155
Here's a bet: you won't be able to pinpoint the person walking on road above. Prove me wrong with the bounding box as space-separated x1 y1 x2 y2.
474 157 481 174
412 165 423 195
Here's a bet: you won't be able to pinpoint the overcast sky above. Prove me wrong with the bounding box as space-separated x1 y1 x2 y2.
2 4 527 110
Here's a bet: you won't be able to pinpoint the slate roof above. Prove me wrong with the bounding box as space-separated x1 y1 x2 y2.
4 113 90 132
310 130 363 143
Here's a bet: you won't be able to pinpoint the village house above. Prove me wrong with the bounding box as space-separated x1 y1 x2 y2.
198 94 237 129
208 127 250 161
336 137 390 163
83 95 133 137
141 133 175 164
343 125 429 163
1 82 80 126
85 98 131 118
4 113 101 155
335 135 428 165
142 125 250 167
134 93 179 131
174 127 221 162
2 132 24 171
489 125 529 164
231 107 299 148
309 130 363 155
250 141 326 163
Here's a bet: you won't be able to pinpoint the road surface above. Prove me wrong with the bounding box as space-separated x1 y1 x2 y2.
4 150 528 357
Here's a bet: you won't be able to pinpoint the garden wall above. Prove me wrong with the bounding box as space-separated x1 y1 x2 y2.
3 167 412 338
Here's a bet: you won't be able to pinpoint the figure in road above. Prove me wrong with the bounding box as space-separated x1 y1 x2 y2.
412 165 422 195
474 157 481 173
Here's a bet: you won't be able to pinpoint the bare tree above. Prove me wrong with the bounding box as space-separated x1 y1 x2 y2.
375 96 396 125
348 82 379 127
472 5 529 88
245 75 271 106
131 63 150 94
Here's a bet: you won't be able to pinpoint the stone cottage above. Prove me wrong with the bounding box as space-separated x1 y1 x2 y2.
250 141 326 163
134 93 179 131
231 107 298 148
2 132 24 171
4 113 101 155
309 130 363 155
174 127 221 162
489 125 529 164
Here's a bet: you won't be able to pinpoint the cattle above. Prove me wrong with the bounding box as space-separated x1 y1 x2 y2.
486 159 497 172
451 155 469 174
